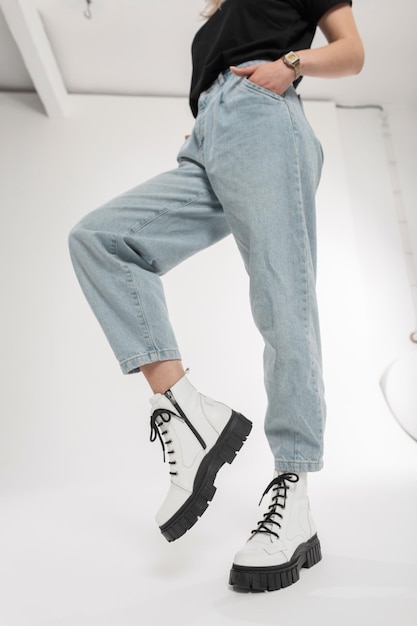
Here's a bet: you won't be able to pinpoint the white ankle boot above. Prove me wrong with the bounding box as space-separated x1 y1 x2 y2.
149 374 252 541
229 471 321 591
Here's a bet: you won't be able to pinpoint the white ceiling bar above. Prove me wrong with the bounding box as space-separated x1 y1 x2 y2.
0 0 68 117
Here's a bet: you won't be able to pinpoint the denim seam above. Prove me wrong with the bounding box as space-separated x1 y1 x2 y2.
284 99 313 464
110 234 117 256
122 262 158 355
274 460 323 472
240 77 286 102
114 189 218 362
285 99 324 465
120 349 182 374
123 191 216 238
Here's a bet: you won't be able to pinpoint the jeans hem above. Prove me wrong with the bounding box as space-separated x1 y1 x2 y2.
120 349 182 375
275 460 323 473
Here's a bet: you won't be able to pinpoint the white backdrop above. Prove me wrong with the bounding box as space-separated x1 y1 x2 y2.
1 93 417 626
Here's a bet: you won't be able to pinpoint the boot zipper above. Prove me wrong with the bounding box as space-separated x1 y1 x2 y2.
164 390 207 450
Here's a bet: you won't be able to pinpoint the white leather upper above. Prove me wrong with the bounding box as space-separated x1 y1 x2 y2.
151 375 232 525
233 471 316 567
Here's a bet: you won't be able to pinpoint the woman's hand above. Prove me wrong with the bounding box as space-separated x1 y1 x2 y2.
230 61 295 96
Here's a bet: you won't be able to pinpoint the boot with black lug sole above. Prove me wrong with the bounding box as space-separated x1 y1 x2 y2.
149 374 252 542
229 471 322 591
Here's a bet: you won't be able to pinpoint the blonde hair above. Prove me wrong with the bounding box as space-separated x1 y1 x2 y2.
202 0 226 18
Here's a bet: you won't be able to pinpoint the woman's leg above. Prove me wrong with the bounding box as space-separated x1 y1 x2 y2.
69 160 227 374
141 360 185 394
188 66 324 590
198 75 325 472
68 155 252 541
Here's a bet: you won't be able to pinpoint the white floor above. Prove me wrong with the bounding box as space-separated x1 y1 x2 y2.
1 453 417 626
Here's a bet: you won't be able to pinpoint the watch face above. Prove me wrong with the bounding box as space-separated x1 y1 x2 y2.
286 52 299 65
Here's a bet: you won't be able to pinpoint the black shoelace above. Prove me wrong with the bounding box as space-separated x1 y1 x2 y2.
150 409 178 475
251 472 299 539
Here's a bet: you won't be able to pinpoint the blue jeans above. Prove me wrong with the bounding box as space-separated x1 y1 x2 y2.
69 62 325 472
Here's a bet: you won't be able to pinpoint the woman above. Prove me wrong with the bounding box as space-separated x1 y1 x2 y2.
69 0 364 592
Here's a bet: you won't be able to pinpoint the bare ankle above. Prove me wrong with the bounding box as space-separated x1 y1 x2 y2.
141 360 185 394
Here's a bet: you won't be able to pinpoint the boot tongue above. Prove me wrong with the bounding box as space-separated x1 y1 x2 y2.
149 393 161 406
275 469 289 478
149 392 173 411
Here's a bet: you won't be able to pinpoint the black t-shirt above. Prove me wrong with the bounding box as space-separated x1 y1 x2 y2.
190 0 352 116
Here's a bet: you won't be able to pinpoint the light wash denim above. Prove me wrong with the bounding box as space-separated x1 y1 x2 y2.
69 61 325 472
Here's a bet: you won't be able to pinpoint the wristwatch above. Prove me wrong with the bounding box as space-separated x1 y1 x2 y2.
282 51 302 80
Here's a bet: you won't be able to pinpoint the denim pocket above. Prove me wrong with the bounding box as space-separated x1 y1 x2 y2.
241 77 286 101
